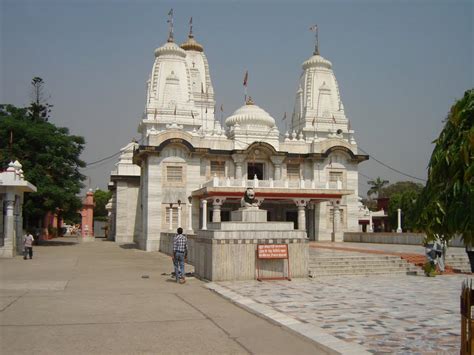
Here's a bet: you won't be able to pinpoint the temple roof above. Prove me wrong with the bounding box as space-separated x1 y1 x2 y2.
225 98 276 130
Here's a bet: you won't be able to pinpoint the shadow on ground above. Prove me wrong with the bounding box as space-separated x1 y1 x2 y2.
37 240 77 247
119 243 138 250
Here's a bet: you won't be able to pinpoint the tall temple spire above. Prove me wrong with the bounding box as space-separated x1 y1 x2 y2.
167 8 174 42
309 24 319 55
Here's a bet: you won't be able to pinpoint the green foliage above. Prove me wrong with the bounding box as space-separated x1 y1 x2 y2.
0 104 86 225
423 261 436 277
93 189 112 220
388 188 421 231
380 181 424 199
367 177 389 198
416 89 474 244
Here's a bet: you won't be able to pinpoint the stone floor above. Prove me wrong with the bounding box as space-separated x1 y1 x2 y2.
211 274 468 354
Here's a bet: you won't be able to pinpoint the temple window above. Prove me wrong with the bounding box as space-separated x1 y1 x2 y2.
287 163 300 180
329 171 342 182
166 166 183 182
210 160 225 177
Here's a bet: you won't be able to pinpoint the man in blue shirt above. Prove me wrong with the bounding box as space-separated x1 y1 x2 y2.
173 227 187 283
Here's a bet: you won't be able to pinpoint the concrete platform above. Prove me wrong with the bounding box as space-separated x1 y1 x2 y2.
0 237 323 355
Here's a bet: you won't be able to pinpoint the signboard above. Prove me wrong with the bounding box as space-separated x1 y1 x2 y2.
257 244 288 259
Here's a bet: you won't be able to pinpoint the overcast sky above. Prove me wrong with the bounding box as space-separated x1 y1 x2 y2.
1 0 472 195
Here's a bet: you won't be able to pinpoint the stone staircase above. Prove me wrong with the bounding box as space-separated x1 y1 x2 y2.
445 254 471 273
309 252 422 278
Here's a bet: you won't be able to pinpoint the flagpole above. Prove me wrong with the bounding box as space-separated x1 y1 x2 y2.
243 70 248 103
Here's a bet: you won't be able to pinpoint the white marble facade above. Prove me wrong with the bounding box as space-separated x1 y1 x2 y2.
108 23 368 251
0 161 37 258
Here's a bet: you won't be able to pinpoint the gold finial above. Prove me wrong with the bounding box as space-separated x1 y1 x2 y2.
309 24 319 55
180 17 204 52
246 96 254 105
167 9 174 42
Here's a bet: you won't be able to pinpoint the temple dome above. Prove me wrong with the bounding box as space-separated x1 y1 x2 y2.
154 41 186 58
180 34 204 52
302 54 332 70
225 98 276 129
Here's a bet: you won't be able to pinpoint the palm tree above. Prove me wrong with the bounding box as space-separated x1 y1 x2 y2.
367 177 389 199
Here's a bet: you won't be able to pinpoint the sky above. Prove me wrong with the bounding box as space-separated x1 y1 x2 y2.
1 0 473 196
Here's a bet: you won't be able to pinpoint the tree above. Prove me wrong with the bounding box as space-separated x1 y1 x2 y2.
29 77 53 122
0 104 86 227
388 189 421 232
375 181 424 231
416 89 473 244
380 181 424 198
94 189 112 222
367 177 389 199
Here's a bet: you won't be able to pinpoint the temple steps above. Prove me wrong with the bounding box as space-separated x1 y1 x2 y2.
445 254 471 273
309 254 421 278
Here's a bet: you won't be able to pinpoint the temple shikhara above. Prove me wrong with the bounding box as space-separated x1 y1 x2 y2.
108 16 368 252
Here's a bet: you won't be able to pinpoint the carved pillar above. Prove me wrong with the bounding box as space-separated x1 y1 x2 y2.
177 204 182 228
368 211 373 233
187 197 193 231
169 204 173 230
201 199 208 230
331 200 341 241
294 199 310 231
4 193 15 251
232 154 245 180
397 208 402 233
270 156 285 181
211 197 225 223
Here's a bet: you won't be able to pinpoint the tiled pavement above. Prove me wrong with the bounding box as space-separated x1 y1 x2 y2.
209 275 468 354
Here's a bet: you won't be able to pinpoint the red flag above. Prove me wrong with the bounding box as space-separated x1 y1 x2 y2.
243 70 248 87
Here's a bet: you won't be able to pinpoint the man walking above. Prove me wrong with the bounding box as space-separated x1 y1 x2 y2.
23 231 34 260
173 227 187 284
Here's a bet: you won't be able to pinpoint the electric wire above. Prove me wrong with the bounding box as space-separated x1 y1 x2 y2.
357 146 426 182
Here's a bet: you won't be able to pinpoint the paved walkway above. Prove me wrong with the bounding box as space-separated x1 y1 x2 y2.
209 242 469 354
210 275 465 354
0 237 323 354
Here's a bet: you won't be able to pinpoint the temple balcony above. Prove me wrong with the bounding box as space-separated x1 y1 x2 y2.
193 175 351 201
201 175 344 190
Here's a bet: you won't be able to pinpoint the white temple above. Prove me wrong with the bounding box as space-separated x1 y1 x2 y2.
108 19 368 251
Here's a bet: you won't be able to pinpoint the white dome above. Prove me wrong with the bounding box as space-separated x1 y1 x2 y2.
302 54 332 70
154 42 186 58
225 99 276 129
